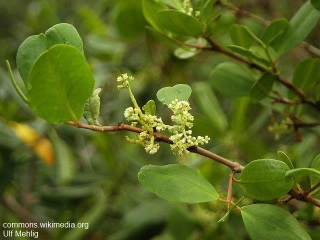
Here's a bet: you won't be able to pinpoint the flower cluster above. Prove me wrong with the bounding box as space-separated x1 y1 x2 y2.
167 99 210 155
118 74 210 156
117 73 134 89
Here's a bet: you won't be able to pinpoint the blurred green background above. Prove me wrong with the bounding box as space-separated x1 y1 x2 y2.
0 0 319 239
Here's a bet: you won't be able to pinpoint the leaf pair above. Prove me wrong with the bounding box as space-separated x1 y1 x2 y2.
15 23 95 123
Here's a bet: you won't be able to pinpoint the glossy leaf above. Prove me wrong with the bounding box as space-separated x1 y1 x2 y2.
138 164 219 203
291 58 320 98
277 151 294 169
227 45 270 66
241 204 312 240
142 100 156 115
210 62 256 96
157 84 192 105
142 0 166 31
286 168 320 178
28 44 95 123
250 72 276 101
311 0 320 11
273 1 320 55
239 159 294 200
261 18 288 45
84 88 102 125
157 10 202 37
17 23 84 84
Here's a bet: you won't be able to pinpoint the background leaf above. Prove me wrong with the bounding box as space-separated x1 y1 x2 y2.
210 62 256 96
157 10 202 37
138 164 219 203
241 204 312 240
277 151 294 169
285 168 320 178
239 159 294 200
311 155 320 197
273 1 320 55
157 84 192 105
28 44 95 123
250 72 276 101
17 23 84 84
311 0 320 11
261 18 288 45
290 57 320 99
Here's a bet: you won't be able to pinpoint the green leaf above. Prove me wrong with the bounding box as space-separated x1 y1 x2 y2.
311 154 320 196
210 62 256 96
261 18 288 45
174 38 206 59
239 159 294 200
138 164 219 203
158 0 182 9
142 100 156 115
157 10 203 37
241 204 312 240
273 1 320 55
157 84 192 105
142 0 166 31
230 24 261 48
84 88 102 125
192 82 228 133
277 151 294 169
250 72 276 101
286 168 320 178
311 0 320 11
50 131 75 185
17 23 84 84
28 44 95 123
227 45 270 66
114 0 145 40
291 58 320 98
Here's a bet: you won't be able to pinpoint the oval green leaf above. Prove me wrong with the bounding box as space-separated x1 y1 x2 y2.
311 154 320 197
250 72 276 101
17 23 84 85
286 168 320 178
157 84 192 105
157 10 203 37
239 159 294 200
192 82 228 133
241 204 312 240
277 151 294 169
273 1 320 55
138 164 219 203
229 24 260 48
142 0 167 31
227 45 270 66
28 44 95 123
261 18 288 45
290 57 320 99
210 62 256 96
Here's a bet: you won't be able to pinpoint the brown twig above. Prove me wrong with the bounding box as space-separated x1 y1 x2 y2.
67 121 320 207
67 121 244 173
